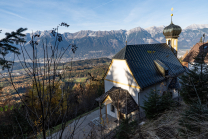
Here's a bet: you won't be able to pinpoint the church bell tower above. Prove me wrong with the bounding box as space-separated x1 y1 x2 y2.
163 8 182 56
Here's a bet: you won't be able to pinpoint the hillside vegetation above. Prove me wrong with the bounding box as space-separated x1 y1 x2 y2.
131 102 186 139
0 57 110 103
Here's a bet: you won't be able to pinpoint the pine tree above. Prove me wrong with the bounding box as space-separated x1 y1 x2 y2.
178 103 208 138
159 92 175 110
180 68 208 105
0 28 27 69
115 117 137 139
141 89 174 119
199 37 203 43
141 89 161 119
180 34 208 105
178 34 208 138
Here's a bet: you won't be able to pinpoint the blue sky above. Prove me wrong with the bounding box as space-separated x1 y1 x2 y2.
0 0 208 39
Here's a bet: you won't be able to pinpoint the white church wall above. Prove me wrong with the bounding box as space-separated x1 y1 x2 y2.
172 89 179 98
105 59 139 87
106 103 118 119
105 59 140 104
105 80 140 104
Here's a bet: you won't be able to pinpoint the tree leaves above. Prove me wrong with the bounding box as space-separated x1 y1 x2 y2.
59 22 69 27
0 107 3 112
71 44 78 54
0 27 27 70
141 89 175 119
0 105 14 112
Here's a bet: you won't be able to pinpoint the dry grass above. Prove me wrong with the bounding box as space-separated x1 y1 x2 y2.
141 104 186 139
132 102 185 139
131 101 208 139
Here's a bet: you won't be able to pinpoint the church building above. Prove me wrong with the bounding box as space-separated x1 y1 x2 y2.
96 14 185 120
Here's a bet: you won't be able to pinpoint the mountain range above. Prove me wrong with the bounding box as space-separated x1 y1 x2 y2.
7 24 208 61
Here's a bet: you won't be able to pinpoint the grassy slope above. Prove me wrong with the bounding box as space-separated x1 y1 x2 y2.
131 102 187 139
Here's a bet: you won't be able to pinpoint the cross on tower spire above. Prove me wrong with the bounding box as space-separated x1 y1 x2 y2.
171 7 173 24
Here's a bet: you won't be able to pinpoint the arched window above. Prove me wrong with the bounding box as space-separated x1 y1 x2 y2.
111 104 115 112
168 40 171 45
162 91 167 96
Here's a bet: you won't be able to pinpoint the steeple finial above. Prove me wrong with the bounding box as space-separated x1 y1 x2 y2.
171 7 173 24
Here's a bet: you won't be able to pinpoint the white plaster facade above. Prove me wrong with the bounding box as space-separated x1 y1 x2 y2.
106 103 118 119
104 59 139 118
166 38 178 51
105 59 140 104
104 59 179 119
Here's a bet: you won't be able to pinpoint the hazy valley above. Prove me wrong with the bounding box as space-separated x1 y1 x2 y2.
5 24 208 62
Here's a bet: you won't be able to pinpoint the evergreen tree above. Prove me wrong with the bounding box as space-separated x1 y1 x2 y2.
180 68 208 105
160 92 176 110
141 89 161 119
178 34 208 138
180 34 208 105
141 89 174 119
178 103 208 138
199 37 203 43
0 28 27 69
115 117 137 139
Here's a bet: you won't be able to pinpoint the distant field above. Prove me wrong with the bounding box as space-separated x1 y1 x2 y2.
74 77 87 83
0 57 110 103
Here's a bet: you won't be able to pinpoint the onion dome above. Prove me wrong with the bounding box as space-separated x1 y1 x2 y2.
163 13 182 38
163 22 182 38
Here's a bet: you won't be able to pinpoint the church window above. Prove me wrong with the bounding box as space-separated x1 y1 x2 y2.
111 104 115 112
174 40 176 45
168 40 171 45
162 91 167 96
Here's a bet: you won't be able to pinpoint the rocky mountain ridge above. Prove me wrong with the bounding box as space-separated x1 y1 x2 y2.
7 24 208 61
184 24 208 30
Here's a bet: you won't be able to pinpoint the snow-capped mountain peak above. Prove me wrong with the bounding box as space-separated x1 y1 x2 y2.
145 25 165 37
185 24 208 30
126 27 145 36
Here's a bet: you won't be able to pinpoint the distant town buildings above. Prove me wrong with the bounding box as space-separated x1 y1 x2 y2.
183 42 208 69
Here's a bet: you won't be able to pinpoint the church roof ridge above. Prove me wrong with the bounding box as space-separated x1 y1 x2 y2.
112 43 185 89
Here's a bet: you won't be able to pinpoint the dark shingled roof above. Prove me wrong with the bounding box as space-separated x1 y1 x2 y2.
96 86 139 115
112 43 185 89
183 42 208 63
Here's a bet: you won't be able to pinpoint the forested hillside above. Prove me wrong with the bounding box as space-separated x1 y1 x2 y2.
0 57 111 102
